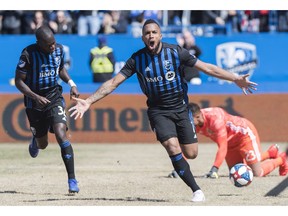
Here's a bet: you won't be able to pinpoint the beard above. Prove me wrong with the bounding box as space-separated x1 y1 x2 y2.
145 41 162 55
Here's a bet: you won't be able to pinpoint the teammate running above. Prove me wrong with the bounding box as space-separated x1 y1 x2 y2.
15 26 80 193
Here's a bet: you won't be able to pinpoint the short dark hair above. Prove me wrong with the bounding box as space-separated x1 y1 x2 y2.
143 19 160 28
188 102 201 115
35 25 53 41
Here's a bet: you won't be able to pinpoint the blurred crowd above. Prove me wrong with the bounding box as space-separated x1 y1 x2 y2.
0 10 288 36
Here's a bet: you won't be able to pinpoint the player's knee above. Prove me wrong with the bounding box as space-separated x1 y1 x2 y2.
183 151 198 159
37 141 48 149
55 133 68 145
161 139 182 156
35 136 48 149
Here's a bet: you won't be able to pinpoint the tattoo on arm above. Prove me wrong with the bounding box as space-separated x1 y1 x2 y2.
87 81 115 104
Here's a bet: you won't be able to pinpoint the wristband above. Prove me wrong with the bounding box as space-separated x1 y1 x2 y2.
68 79 77 87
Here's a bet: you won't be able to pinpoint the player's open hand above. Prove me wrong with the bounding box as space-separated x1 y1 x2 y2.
69 97 90 120
234 74 258 95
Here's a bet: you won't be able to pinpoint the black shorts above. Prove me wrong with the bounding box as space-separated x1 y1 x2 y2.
147 108 198 144
25 98 68 138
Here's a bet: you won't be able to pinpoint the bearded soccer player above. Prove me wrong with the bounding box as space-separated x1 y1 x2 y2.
68 19 257 202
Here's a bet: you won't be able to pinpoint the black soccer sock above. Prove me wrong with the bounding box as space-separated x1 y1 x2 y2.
59 140 75 179
170 153 200 192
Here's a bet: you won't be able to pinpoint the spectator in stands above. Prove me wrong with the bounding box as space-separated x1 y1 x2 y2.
277 10 288 32
76 10 101 35
130 10 162 25
49 10 73 34
27 11 48 34
130 11 145 37
242 10 269 33
177 29 202 85
189 11 204 25
193 10 239 33
239 10 267 33
0 11 3 33
98 11 128 34
89 36 116 82
143 10 162 24
167 11 183 25
258 10 270 32
0 10 23 34
202 10 226 25
16 11 32 34
226 10 241 33
202 10 239 34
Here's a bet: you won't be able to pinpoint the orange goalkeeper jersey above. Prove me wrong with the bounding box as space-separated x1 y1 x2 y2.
196 107 259 168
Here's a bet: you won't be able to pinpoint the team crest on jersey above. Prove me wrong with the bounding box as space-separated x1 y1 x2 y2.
164 60 172 70
216 42 258 84
165 71 175 81
55 56 61 65
17 59 26 68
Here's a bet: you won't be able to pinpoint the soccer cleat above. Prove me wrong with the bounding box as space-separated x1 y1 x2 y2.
267 144 279 159
279 152 288 176
192 190 205 202
28 136 39 158
68 179 79 193
168 170 179 178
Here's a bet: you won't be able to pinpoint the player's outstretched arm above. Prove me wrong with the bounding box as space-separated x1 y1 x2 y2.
194 60 258 95
69 73 126 120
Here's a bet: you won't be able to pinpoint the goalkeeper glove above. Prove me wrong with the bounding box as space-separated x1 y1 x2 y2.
205 166 219 179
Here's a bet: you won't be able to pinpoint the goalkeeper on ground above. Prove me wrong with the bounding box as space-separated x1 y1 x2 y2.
189 102 287 178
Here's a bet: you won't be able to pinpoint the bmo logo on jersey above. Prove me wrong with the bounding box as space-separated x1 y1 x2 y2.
145 59 176 82
145 71 175 82
216 42 258 84
39 69 56 78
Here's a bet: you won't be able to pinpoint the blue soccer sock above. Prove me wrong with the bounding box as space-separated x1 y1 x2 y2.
59 140 75 179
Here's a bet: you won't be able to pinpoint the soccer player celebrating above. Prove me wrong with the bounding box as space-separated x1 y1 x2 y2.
69 19 257 202
15 26 80 193
189 102 288 178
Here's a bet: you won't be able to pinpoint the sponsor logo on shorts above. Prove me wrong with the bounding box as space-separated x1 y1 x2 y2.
30 127 36 136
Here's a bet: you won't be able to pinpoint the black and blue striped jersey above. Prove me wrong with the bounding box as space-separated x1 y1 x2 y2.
16 43 65 109
120 42 197 111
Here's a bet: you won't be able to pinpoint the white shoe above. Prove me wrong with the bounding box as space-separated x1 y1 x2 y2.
192 190 205 202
